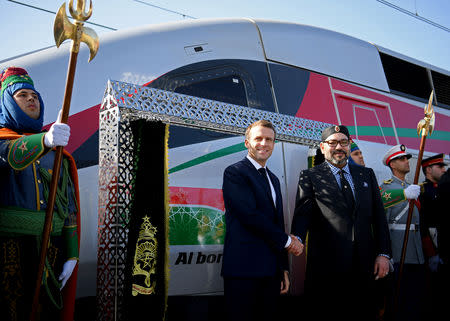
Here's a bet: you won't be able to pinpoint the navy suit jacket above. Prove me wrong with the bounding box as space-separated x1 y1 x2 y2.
221 157 289 278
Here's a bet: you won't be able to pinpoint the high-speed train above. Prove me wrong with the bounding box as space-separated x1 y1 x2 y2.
1 17 449 312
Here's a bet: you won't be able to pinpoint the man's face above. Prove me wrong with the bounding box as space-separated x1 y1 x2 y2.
350 149 365 166
426 164 446 183
245 125 275 166
320 133 350 167
389 156 410 175
13 88 41 120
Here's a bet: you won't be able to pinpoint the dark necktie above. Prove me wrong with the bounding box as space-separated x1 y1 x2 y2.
339 170 355 213
258 167 271 188
258 168 274 204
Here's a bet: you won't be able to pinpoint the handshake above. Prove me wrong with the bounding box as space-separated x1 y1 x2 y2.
286 234 304 256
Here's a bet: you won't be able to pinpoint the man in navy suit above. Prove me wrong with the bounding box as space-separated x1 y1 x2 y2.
291 125 391 321
222 120 303 321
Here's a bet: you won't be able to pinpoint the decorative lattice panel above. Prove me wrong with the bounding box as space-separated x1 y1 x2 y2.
97 83 137 321
105 80 331 145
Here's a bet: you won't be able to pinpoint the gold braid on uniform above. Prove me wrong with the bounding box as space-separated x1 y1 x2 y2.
1 239 23 321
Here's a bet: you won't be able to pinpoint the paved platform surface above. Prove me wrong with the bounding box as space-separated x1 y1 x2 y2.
74 295 304 321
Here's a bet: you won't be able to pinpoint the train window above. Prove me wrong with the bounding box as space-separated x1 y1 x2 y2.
431 70 450 108
268 63 310 116
380 53 432 102
146 60 276 147
150 65 252 107
148 60 276 113
174 74 247 107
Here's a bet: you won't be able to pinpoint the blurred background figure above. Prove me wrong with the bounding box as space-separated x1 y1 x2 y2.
349 139 365 166
419 153 448 321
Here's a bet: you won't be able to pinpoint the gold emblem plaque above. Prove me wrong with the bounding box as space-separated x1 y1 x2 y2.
132 215 158 296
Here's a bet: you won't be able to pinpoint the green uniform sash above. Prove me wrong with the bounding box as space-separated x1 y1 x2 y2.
0 206 64 236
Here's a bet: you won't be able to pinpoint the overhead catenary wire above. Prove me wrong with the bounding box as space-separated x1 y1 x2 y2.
7 0 117 31
377 0 450 33
133 0 197 19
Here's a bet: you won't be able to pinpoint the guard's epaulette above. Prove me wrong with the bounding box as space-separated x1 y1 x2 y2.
383 179 393 184
419 182 427 193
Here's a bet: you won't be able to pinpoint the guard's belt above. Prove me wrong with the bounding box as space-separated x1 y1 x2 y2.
388 223 418 231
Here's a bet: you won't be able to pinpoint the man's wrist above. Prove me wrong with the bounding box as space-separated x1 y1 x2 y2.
285 235 292 248
285 235 302 248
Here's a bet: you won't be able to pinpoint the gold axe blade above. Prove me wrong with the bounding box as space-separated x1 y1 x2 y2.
417 90 435 137
54 2 99 61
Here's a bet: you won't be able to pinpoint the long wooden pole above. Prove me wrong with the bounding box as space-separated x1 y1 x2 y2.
393 135 426 312
30 49 79 321
393 90 434 315
29 2 98 318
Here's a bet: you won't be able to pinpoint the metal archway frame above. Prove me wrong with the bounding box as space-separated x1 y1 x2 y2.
97 80 331 320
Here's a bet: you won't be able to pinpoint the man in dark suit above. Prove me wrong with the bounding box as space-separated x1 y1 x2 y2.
436 168 450 284
291 125 391 321
222 120 303 321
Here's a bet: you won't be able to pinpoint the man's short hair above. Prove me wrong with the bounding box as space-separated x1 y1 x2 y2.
245 120 276 140
388 161 395 172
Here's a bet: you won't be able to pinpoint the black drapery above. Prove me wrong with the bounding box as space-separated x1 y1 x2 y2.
123 120 170 321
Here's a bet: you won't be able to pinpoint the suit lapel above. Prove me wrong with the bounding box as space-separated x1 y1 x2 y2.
316 162 354 223
242 158 275 209
349 165 363 213
317 162 343 200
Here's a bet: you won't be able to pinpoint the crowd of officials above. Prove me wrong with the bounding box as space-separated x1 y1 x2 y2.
221 120 448 321
0 66 447 321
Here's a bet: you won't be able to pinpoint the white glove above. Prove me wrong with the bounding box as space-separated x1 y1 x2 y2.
404 184 420 200
428 255 443 273
58 259 77 289
44 110 70 148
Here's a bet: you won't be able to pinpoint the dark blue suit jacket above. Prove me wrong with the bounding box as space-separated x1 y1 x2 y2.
221 157 289 278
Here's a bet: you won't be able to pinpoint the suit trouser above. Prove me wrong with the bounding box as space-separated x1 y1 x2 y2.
224 276 280 321
304 276 377 321
385 263 427 321
304 248 378 321
424 264 448 321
